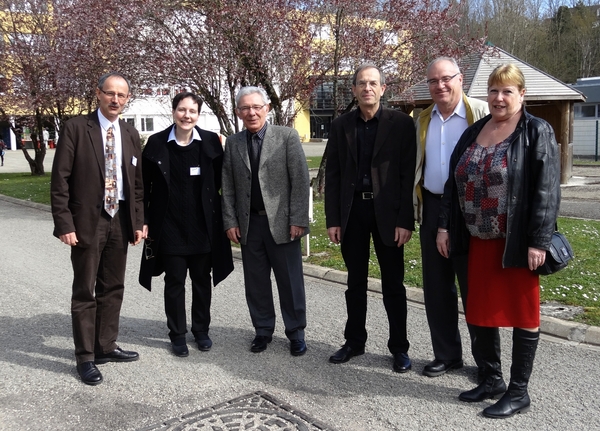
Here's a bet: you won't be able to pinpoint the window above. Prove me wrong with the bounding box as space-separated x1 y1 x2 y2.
575 104 597 118
124 118 135 127
141 117 154 132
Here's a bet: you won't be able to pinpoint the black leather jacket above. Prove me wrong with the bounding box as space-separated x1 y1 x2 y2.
438 108 561 268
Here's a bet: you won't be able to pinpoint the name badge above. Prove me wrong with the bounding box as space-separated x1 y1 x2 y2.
190 167 201 176
132 156 138 166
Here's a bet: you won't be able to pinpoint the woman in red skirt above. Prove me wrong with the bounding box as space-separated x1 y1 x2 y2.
437 64 560 418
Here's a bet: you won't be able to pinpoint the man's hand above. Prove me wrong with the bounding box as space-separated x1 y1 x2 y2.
226 227 241 244
290 226 305 241
142 224 149 239
131 230 143 245
394 227 412 247
59 232 78 246
436 231 450 258
328 227 341 244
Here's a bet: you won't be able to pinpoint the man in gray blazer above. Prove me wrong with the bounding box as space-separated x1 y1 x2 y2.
222 86 310 356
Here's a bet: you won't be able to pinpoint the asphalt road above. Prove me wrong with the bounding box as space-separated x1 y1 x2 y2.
1 195 600 430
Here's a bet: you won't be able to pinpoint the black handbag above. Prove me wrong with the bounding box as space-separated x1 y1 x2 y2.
535 230 574 275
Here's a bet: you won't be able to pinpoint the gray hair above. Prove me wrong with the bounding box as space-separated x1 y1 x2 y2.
235 86 270 106
426 57 461 75
352 63 386 86
98 72 131 93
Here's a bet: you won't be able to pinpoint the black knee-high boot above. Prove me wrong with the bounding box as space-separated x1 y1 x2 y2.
459 326 506 402
483 328 539 418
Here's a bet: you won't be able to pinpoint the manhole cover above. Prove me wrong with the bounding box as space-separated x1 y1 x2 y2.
139 391 337 431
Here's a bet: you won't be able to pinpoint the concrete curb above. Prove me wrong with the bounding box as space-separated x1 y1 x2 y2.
5 192 599 347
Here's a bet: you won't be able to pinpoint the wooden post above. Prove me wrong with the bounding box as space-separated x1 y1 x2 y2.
559 102 572 184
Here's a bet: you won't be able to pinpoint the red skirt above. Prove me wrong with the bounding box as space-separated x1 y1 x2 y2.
466 236 540 327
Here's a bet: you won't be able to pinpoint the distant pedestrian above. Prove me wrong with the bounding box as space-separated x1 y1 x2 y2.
0 139 5 166
43 128 50 148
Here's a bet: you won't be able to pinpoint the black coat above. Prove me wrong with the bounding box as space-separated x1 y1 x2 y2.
139 125 233 291
325 108 416 246
438 108 561 268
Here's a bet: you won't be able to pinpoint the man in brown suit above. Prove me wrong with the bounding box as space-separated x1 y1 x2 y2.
51 72 144 385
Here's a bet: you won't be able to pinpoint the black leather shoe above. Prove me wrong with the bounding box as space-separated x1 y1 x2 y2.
95 347 139 364
250 335 272 353
195 334 212 352
77 361 103 386
329 345 365 364
459 377 507 402
171 343 189 357
290 339 307 356
422 358 464 377
393 352 412 373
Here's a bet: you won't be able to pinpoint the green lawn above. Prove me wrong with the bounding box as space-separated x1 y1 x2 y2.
306 156 322 169
2 171 598 326
0 173 52 205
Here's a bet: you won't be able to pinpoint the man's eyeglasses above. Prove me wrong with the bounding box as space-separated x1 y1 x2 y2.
144 238 154 260
237 104 266 114
99 89 130 101
426 72 460 87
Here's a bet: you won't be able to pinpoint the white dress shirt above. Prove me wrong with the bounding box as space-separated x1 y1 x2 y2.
423 97 469 194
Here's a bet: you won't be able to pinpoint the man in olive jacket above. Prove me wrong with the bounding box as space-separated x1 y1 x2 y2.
413 57 496 380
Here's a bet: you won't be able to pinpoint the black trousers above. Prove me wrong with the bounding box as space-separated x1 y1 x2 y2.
70 209 128 364
420 188 469 361
340 196 409 354
162 253 212 343
240 213 306 340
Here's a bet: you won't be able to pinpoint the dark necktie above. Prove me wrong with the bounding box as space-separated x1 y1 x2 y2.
251 134 261 166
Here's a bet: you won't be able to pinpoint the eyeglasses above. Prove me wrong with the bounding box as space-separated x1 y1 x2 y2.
426 72 460 87
144 238 154 260
237 104 266 114
99 88 130 101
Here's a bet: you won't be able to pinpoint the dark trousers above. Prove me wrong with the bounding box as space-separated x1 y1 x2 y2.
162 253 212 343
70 209 128 364
241 213 306 340
341 197 409 354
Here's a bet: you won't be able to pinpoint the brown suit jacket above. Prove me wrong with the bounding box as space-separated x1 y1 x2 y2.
325 108 416 246
51 110 144 247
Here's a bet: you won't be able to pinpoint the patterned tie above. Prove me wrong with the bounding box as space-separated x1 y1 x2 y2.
104 125 118 217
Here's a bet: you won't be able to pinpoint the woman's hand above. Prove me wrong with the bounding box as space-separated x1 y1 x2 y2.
528 247 546 271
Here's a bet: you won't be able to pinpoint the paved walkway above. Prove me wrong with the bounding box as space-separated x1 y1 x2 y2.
1 193 600 430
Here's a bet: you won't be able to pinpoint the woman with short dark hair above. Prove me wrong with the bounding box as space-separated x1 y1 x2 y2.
139 92 233 357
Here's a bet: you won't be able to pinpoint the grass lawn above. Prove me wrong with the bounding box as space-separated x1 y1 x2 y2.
306 156 322 169
2 170 598 326
0 172 51 205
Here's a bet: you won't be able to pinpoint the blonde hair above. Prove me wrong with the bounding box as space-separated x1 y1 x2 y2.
487 64 525 91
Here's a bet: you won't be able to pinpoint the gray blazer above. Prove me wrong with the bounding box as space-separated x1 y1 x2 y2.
222 124 310 245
